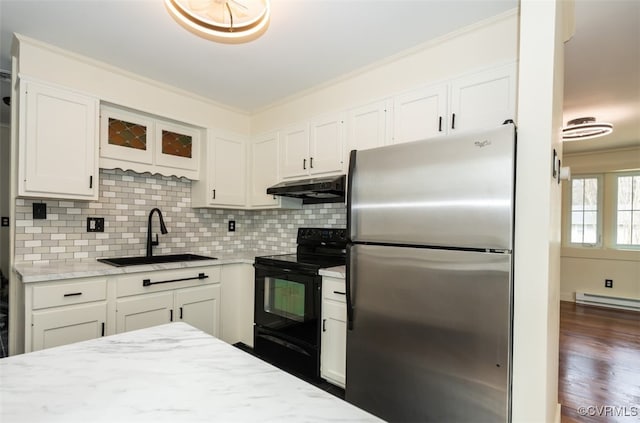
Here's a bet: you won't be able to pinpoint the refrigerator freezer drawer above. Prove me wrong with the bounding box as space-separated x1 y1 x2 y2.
346 244 512 422
349 123 515 250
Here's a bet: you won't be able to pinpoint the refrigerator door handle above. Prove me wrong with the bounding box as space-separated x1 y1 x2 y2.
346 149 357 242
346 243 355 330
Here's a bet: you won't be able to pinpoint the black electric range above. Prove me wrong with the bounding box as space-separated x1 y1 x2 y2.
253 227 346 380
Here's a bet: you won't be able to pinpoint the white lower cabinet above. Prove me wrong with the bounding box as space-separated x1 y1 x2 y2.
115 267 221 337
24 266 225 353
26 277 108 352
116 291 173 333
220 263 255 346
32 302 107 351
321 276 347 388
116 285 220 336
175 285 220 337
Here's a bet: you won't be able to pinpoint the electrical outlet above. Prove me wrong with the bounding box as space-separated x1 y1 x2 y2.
87 217 105 232
228 220 236 232
1 217 9 227
33 203 47 219
605 279 613 288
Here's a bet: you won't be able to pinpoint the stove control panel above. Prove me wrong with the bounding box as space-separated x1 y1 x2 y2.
297 228 346 243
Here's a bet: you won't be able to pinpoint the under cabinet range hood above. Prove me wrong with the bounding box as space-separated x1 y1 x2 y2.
266 175 345 204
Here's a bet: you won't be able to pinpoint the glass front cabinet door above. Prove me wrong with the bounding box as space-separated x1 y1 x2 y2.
100 105 200 179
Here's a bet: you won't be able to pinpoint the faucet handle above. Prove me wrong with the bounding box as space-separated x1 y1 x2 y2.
151 233 159 247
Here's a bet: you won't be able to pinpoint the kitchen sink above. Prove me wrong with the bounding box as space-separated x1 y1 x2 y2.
97 253 217 267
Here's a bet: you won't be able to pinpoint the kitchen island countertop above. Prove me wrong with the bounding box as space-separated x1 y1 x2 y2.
0 322 381 422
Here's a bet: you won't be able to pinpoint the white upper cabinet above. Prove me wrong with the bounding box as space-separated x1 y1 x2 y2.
279 123 310 179
154 120 200 173
248 132 302 209
250 132 280 207
346 99 392 153
449 63 517 133
191 130 247 208
279 113 345 180
391 62 517 144
393 85 448 144
99 104 201 180
309 113 345 175
18 79 99 200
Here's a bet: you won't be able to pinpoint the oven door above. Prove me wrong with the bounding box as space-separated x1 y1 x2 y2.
254 263 320 347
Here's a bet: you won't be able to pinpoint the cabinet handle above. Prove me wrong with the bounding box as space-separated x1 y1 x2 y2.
438 116 443 132
143 273 208 287
322 319 327 332
451 113 456 130
303 158 306 170
212 189 216 200
101 322 105 337
170 309 173 322
89 175 93 189
63 292 82 297
180 307 183 319
310 157 314 168
333 290 346 295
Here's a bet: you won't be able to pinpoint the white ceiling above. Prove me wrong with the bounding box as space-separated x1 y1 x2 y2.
562 0 639 153
1 0 638 154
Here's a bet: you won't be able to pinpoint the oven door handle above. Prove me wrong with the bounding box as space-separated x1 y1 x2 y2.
256 334 312 357
253 263 294 272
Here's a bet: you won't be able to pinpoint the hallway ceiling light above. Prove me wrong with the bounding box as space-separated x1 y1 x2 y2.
165 0 270 44
562 117 613 141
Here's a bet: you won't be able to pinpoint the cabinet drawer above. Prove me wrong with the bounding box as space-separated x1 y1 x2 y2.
322 277 346 303
32 278 107 310
116 266 221 297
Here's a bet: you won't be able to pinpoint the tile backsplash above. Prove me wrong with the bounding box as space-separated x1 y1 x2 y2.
14 169 346 264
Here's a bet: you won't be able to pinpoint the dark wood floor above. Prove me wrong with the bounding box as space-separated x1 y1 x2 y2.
559 301 640 422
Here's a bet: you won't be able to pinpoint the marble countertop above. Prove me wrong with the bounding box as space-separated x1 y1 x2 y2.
0 322 381 422
15 250 276 283
319 265 346 279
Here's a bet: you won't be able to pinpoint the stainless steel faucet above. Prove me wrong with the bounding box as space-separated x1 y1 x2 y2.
146 208 168 257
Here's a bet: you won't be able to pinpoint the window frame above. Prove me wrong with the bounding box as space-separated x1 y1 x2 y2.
566 174 603 248
613 171 640 249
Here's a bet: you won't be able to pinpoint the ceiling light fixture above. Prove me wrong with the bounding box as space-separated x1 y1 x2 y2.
562 117 613 141
164 0 270 44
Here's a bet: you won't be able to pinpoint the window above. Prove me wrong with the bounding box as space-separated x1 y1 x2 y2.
569 176 601 245
615 172 640 247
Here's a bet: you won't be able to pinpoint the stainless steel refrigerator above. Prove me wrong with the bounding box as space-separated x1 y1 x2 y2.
345 123 515 423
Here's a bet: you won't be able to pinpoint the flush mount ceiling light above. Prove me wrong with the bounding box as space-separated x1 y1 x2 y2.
562 117 613 141
165 0 270 44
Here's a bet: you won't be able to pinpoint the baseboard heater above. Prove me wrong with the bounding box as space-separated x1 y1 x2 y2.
575 292 640 312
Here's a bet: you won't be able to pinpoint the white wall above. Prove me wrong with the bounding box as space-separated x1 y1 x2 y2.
251 10 518 134
0 124 9 278
560 147 640 301
512 1 566 422
14 35 250 135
